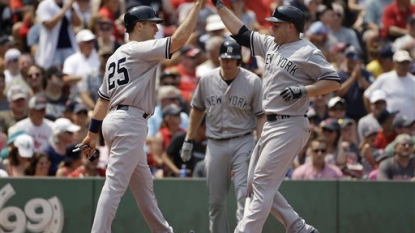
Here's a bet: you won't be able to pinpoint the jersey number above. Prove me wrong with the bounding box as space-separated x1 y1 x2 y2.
108 57 130 90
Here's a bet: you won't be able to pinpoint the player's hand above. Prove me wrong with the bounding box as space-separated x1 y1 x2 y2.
180 140 193 162
76 134 99 161
280 85 307 102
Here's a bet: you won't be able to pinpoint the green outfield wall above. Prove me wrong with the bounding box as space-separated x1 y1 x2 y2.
0 178 414 233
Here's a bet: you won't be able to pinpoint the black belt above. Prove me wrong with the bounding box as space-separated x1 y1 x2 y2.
266 114 307 122
208 132 251 141
116 105 149 119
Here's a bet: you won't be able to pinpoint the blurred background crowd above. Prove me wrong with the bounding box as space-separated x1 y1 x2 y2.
0 0 414 181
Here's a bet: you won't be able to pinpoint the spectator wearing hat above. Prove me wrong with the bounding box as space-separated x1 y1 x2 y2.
44 66 68 121
1 134 35 177
3 48 30 94
25 64 45 96
166 45 202 103
305 4 334 49
364 50 415 122
12 94 53 151
63 29 100 102
67 148 106 177
393 15 415 60
0 85 29 134
310 94 330 126
367 150 389 180
147 85 189 138
0 72 9 111
196 36 225 78
72 103 89 143
199 14 228 44
292 138 343 180
378 133 415 180
55 144 83 177
159 71 180 87
357 89 387 141
0 36 15 71
366 44 395 78
336 46 373 122
150 104 186 177
44 117 80 175
0 130 26 160
35 0 81 68
381 0 415 40
360 125 382 176
62 99 78 122
374 109 399 149
24 152 51 176
327 96 347 120
319 118 343 165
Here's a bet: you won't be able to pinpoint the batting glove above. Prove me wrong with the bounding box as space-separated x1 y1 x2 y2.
211 0 225 9
181 139 193 162
280 85 308 102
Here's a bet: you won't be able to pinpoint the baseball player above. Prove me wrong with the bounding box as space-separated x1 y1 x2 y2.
211 2 341 233
181 39 266 233
77 3 203 233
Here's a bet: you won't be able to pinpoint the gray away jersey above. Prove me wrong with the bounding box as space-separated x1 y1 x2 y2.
98 37 171 114
250 32 340 116
191 67 264 139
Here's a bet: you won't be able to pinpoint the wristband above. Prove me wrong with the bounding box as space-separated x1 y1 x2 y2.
89 118 102 133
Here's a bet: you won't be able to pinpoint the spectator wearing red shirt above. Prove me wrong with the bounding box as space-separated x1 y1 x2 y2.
98 0 122 40
375 109 398 149
381 0 415 40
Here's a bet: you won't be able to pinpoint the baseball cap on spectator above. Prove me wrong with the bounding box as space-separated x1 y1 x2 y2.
4 48 21 62
378 45 394 59
373 149 388 163
376 109 399 125
162 104 182 117
331 42 348 53
328 96 345 109
321 118 341 131
205 14 226 32
407 15 415 24
157 85 182 102
344 46 360 60
28 94 47 110
369 89 387 104
393 115 415 128
64 144 82 164
394 133 413 145
7 85 28 101
65 99 78 113
362 125 379 137
0 35 15 46
338 118 354 128
7 130 26 145
14 134 34 158
53 118 81 134
74 103 88 114
180 45 201 57
45 65 65 78
393 50 413 62
76 29 96 43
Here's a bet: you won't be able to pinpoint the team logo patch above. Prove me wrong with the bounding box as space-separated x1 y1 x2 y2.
227 46 234 54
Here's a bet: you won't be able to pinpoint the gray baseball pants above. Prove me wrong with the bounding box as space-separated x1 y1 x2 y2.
91 107 172 233
235 116 311 233
205 134 255 233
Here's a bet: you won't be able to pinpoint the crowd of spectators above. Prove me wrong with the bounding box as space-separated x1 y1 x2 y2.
0 0 414 181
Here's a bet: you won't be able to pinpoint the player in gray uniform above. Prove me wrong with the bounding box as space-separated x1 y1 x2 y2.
181 39 266 233
77 3 203 233
211 2 341 233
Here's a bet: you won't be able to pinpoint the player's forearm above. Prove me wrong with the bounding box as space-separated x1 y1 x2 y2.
169 2 202 53
185 108 205 140
255 114 266 139
90 98 109 122
305 79 341 97
216 6 244 35
80 92 95 109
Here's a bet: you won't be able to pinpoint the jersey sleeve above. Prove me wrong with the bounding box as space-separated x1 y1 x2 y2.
190 76 206 111
131 37 172 61
250 32 275 58
97 62 110 101
251 76 264 116
306 50 340 82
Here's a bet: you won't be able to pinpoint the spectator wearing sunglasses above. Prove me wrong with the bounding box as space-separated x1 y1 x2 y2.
25 64 45 95
292 137 343 180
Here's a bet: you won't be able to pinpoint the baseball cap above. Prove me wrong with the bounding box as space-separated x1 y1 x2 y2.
162 104 182 117
74 103 88 114
28 94 47 110
394 133 413 144
0 35 14 46
205 14 226 32
76 29 96 43
65 99 79 112
376 109 399 125
407 15 415 24
373 149 388 163
4 48 21 62
45 66 65 79
7 85 28 101
362 125 380 137
331 43 348 53
369 89 387 104
393 115 415 128
14 134 34 158
7 130 26 145
379 45 394 59
52 118 81 134
180 45 201 57
393 50 413 62
328 96 345 109
321 118 341 131
344 46 360 60
338 118 354 128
